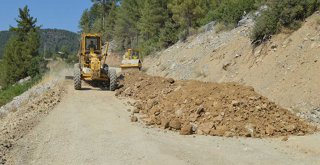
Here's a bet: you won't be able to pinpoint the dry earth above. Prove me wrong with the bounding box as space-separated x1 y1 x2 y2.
144 13 320 122
0 12 320 165
4 78 320 165
116 72 317 138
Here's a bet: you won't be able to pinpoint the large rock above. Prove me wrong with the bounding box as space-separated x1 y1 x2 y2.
169 118 181 130
180 124 193 135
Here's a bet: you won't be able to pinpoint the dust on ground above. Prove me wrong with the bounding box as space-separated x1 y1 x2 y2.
0 61 68 164
116 72 317 137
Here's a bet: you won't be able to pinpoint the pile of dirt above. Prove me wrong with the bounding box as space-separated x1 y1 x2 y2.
144 13 320 118
116 72 316 138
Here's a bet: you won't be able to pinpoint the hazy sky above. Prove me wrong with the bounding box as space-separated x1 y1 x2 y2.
0 0 92 32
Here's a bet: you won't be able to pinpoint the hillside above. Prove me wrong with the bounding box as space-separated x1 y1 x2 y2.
0 29 79 58
144 13 320 117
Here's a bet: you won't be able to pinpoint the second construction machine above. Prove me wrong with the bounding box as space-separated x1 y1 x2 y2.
120 49 142 71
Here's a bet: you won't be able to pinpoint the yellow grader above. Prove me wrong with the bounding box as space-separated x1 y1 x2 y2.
74 33 117 91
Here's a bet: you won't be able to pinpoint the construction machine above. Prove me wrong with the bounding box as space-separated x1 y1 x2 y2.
74 33 117 91
120 49 142 71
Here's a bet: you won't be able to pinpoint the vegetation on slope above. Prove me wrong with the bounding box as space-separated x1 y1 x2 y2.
0 6 43 106
252 0 320 43
0 29 79 59
80 0 263 55
80 0 320 54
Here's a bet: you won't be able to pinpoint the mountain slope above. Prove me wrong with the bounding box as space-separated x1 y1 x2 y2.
0 29 79 58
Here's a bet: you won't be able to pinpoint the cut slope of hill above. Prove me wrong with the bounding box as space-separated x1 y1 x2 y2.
144 13 320 119
0 29 79 58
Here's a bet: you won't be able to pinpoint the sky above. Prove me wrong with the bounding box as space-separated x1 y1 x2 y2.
0 0 92 32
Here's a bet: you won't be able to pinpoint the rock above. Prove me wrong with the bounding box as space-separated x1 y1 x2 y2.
196 105 205 114
215 125 228 135
231 100 241 106
271 44 278 49
161 118 170 129
133 108 140 114
180 124 193 135
169 118 181 130
284 124 296 132
166 78 175 84
213 115 223 122
245 124 256 137
282 136 289 141
17 76 31 84
135 102 143 110
197 122 214 135
147 100 158 109
189 113 199 122
224 131 234 137
195 99 203 106
131 115 138 122
175 109 183 117
266 125 276 135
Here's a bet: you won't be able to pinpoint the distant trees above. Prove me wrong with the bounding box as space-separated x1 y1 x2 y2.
2 6 42 85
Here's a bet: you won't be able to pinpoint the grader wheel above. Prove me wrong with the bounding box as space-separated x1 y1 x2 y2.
108 69 117 91
74 63 82 90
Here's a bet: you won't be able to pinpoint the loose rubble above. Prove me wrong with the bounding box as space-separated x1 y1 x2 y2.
0 80 63 164
116 72 317 138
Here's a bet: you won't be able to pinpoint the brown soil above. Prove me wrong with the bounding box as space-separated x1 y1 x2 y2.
116 72 316 138
144 13 320 115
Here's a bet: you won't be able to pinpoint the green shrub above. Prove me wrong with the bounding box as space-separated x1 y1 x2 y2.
213 0 257 26
252 0 320 43
0 76 40 107
251 9 279 43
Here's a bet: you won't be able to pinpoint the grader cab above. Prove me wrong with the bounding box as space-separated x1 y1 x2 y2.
74 33 117 91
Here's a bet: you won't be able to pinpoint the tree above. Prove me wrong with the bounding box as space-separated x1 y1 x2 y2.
113 0 142 51
2 6 41 85
168 0 209 37
105 2 117 40
79 9 91 33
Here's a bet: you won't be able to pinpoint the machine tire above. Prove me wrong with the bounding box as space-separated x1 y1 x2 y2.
74 63 82 90
108 69 117 91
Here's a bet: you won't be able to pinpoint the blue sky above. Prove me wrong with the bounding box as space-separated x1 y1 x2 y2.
0 0 92 32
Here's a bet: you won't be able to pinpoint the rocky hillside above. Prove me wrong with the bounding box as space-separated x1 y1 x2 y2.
144 13 320 119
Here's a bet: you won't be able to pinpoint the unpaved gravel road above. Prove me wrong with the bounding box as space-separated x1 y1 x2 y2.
6 79 320 165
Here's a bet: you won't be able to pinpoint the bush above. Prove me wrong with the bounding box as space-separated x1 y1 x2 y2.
0 76 40 107
252 0 320 42
251 9 279 43
213 0 257 26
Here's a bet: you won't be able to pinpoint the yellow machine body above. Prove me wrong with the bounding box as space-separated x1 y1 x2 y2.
120 49 142 71
79 33 108 81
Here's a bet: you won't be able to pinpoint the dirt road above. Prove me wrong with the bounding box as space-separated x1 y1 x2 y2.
6 79 320 165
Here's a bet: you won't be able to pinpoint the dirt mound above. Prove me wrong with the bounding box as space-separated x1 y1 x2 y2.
116 72 316 138
144 13 320 120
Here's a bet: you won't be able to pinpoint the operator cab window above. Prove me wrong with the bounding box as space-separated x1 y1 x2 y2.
85 37 100 51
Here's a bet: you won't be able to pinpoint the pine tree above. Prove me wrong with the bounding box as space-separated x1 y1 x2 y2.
168 0 209 36
105 2 117 40
138 0 167 41
113 0 142 51
3 6 41 85
79 9 91 33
